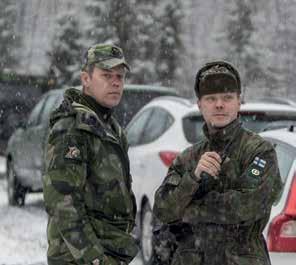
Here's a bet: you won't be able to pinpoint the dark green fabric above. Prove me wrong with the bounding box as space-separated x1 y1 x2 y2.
153 119 282 265
43 88 138 265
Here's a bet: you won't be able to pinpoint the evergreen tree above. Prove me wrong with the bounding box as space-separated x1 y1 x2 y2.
263 0 296 98
156 0 185 87
130 0 160 84
109 0 137 60
221 0 265 91
47 3 84 86
83 0 115 47
0 0 21 72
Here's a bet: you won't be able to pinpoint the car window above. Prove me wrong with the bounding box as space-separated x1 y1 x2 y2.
27 95 48 127
240 113 296 132
183 115 205 143
140 107 174 144
127 108 154 146
114 90 177 128
273 142 295 183
39 93 63 124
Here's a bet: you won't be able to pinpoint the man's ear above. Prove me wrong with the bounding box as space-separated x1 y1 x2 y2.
197 99 201 109
80 71 90 87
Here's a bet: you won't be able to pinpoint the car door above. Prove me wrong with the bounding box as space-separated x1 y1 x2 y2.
14 92 61 190
34 93 63 186
12 95 47 186
127 107 174 209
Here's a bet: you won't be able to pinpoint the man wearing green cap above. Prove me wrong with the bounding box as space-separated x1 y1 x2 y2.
152 61 282 265
43 44 138 265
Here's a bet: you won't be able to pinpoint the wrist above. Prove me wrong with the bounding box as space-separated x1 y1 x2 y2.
92 259 100 265
92 255 106 265
190 170 201 183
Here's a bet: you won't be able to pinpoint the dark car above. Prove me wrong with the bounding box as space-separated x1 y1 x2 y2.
0 75 47 155
5 84 180 206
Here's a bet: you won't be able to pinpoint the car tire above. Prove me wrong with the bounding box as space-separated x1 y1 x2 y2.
7 159 26 206
140 196 154 265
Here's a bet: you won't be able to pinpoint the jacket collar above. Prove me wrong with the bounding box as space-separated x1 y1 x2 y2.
203 118 241 150
61 88 121 142
80 93 113 122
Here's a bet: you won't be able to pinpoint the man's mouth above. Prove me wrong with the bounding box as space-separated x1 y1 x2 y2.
213 113 227 117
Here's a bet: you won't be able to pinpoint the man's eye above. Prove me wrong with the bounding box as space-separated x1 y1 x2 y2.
206 96 215 102
117 74 125 80
103 73 112 79
224 95 233 101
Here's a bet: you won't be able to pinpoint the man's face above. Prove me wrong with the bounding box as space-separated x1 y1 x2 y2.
80 65 126 108
197 92 241 128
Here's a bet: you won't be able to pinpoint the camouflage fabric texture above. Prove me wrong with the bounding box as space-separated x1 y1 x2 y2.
43 88 138 265
153 119 282 265
82 43 130 71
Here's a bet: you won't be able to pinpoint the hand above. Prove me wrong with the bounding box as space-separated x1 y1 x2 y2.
92 255 109 265
194 151 222 180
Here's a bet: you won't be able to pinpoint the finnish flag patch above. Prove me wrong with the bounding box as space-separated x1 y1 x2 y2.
253 157 266 169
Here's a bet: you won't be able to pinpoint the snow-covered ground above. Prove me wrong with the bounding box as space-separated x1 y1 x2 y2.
0 179 47 264
0 157 142 265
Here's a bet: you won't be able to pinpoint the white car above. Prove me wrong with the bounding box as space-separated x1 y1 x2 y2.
260 128 296 265
127 96 201 210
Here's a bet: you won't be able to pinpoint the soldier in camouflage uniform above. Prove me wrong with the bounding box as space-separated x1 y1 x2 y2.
153 61 282 265
43 44 138 265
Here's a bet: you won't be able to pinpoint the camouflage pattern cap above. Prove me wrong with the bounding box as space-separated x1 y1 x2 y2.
82 44 130 71
194 61 241 98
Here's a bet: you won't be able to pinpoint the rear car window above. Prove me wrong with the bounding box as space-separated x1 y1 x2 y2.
240 112 296 132
265 139 296 184
114 90 177 128
182 115 204 143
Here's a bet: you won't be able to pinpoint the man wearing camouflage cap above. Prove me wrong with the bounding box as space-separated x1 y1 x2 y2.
153 61 282 265
43 44 138 265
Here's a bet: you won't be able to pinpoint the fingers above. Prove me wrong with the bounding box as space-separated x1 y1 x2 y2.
201 152 221 171
194 151 222 179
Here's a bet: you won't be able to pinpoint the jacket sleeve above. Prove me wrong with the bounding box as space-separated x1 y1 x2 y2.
183 145 283 225
43 130 104 264
153 153 201 224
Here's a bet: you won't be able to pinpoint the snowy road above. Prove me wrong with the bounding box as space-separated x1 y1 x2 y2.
0 156 143 265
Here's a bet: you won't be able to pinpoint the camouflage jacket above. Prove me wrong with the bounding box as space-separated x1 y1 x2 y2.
153 119 282 265
43 88 138 265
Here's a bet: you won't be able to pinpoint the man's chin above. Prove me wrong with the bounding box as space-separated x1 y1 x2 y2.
211 120 230 128
106 97 122 108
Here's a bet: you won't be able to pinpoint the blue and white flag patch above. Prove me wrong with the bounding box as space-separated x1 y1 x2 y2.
253 157 266 169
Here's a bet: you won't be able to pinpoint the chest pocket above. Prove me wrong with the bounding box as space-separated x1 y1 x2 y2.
86 139 134 218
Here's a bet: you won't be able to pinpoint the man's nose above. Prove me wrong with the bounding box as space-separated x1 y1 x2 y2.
111 76 121 86
215 98 224 108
